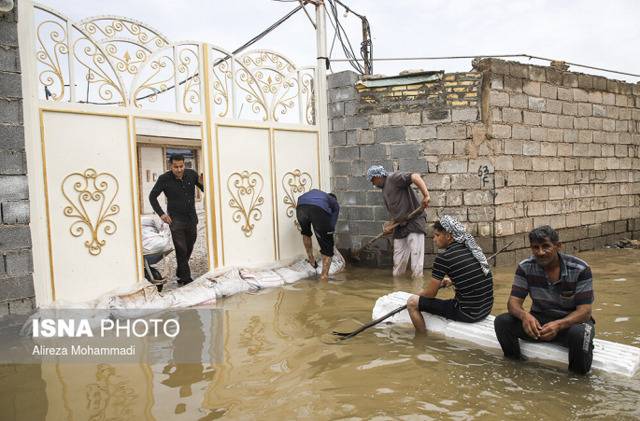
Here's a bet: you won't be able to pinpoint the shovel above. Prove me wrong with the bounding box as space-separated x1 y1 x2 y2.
333 240 514 340
351 206 425 261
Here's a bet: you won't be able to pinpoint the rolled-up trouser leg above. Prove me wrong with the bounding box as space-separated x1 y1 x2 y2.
560 322 595 375
392 237 410 277
407 233 424 278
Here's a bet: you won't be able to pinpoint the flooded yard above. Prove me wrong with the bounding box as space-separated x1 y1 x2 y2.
1 248 639 420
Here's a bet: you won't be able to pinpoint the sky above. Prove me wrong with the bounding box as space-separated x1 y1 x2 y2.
37 0 640 83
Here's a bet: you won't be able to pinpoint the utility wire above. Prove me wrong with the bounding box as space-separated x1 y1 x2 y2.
331 54 640 78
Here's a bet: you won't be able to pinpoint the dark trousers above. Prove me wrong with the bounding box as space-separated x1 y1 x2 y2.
494 313 595 375
170 220 198 282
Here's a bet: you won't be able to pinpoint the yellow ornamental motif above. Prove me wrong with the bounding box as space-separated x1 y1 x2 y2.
227 171 265 237
61 168 120 256
282 169 312 215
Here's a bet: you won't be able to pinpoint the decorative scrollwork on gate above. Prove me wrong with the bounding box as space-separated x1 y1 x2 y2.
33 5 316 122
282 169 313 231
235 51 299 121
61 168 120 256
282 169 313 217
227 171 264 237
35 16 68 101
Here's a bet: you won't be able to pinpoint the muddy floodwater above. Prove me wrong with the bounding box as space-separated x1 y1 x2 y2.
1 249 640 420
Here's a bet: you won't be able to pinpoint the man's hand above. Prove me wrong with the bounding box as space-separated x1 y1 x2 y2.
382 221 395 235
521 312 542 340
160 214 172 225
199 173 204 185
539 320 563 341
421 195 430 209
439 277 452 288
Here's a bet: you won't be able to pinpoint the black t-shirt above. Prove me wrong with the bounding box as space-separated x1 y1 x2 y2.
432 241 494 320
149 169 203 224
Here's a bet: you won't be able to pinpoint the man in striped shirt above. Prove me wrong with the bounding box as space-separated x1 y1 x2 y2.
494 225 595 374
407 216 494 333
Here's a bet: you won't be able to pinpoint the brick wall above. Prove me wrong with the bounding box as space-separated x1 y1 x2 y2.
328 59 640 267
477 58 640 265
0 4 35 315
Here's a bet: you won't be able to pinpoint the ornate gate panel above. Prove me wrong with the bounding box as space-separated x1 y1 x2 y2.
24 4 324 304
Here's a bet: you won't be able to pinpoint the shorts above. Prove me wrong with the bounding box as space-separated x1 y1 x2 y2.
418 297 478 323
296 204 334 257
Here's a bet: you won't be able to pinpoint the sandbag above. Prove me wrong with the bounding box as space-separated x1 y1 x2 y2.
141 215 173 255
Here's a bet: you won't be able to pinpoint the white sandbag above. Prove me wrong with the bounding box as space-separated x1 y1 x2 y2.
316 248 346 277
373 291 640 377
241 268 285 290
141 215 173 255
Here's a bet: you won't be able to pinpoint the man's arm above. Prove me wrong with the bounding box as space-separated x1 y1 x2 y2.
410 173 430 208
149 177 165 217
538 304 592 341
507 295 542 340
196 171 204 192
417 278 442 298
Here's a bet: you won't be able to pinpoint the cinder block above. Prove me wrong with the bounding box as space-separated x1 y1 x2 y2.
523 81 541 96
489 91 509 107
328 71 359 89
4 249 33 276
0 98 22 125
374 126 405 143
389 143 423 159
463 190 492 205
511 125 530 140
489 124 511 139
0 46 20 73
406 126 436 141
506 93 526 109
1 200 29 224
523 111 542 125
8 297 35 315
557 87 573 101
528 97 546 112
540 83 557 99
502 108 522 124
0 149 27 175
451 107 479 122
0 275 35 304
356 129 374 145
389 112 421 126
437 125 467 140
0 175 28 201
0 71 21 98
438 159 468 174
423 140 453 155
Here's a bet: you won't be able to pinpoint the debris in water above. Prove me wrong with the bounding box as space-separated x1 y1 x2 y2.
613 278 627 282
607 239 640 249
615 317 630 323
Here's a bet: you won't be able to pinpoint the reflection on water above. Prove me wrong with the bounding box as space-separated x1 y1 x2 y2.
1 249 640 420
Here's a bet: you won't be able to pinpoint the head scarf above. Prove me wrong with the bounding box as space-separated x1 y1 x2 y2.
366 165 387 181
439 215 490 275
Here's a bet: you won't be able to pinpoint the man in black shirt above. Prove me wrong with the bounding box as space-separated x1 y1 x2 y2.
149 154 204 285
406 215 493 333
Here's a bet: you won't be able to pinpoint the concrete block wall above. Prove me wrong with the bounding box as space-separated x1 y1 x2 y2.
328 59 640 268
0 4 35 315
328 70 493 266
475 58 640 264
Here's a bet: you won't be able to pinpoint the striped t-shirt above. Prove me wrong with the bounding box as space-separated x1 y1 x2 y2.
432 241 494 320
511 253 594 320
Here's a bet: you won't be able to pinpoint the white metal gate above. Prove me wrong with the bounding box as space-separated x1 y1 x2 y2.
21 3 328 304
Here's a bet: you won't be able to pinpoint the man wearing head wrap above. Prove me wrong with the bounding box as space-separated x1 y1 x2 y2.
367 165 430 278
406 215 494 333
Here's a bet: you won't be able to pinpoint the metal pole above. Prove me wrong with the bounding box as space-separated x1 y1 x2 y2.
315 0 331 190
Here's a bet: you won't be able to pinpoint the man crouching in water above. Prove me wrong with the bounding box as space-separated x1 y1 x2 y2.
407 215 494 333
